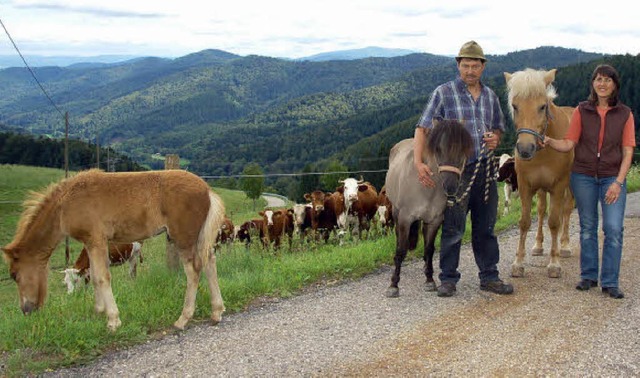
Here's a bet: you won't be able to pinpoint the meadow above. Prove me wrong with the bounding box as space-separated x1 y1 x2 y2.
1 164 639 376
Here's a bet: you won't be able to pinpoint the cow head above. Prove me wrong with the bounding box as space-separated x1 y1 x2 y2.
304 190 328 213
336 178 368 207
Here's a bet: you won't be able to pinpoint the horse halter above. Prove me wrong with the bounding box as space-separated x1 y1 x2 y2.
514 102 553 148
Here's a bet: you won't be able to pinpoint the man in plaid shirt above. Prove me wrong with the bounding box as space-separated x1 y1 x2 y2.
413 40 514 297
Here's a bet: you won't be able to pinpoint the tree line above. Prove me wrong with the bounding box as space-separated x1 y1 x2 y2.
0 131 146 172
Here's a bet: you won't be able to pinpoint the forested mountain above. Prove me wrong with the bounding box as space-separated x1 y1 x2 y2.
1 45 628 198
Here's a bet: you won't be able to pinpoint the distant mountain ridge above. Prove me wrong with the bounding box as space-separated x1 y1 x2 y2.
0 46 619 196
0 47 416 68
0 54 144 68
297 46 419 61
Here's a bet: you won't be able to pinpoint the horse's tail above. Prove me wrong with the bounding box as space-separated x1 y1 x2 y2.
198 190 226 267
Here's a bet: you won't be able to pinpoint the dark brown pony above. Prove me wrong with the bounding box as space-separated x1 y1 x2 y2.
384 120 473 297
504 68 574 278
2 169 225 331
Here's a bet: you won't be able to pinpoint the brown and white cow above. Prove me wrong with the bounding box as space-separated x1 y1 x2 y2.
376 185 394 234
292 203 313 240
63 242 143 293
497 153 518 216
259 209 294 249
215 216 235 252
336 178 378 238
234 219 264 248
303 190 341 242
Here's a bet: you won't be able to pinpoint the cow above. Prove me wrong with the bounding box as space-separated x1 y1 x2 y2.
335 178 378 238
303 190 341 242
235 219 264 248
215 216 235 251
292 203 313 240
62 242 143 294
376 185 394 235
497 153 518 216
259 209 294 250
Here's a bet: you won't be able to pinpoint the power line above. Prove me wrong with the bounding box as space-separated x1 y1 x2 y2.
0 18 65 118
201 169 388 180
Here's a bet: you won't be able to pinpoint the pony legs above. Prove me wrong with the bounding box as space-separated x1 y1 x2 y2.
385 219 413 298
87 243 121 331
532 190 546 255
204 253 225 324
422 221 441 291
560 188 574 257
174 256 201 330
512 188 533 277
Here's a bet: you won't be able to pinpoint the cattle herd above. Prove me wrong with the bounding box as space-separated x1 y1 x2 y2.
219 159 519 251
218 177 394 251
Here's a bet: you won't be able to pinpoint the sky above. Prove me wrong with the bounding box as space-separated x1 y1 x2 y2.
1 0 639 60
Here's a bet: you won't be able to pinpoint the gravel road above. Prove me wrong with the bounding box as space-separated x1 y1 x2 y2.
45 194 640 377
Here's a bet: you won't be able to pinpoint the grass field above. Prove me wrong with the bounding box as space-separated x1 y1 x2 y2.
1 163 639 376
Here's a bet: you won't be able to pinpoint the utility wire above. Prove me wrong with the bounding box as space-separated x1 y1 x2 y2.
200 169 389 180
0 17 65 118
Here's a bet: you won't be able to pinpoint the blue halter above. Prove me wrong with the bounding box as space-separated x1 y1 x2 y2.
514 102 553 147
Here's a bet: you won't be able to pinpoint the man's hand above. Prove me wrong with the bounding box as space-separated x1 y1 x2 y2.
483 132 499 150
415 162 435 188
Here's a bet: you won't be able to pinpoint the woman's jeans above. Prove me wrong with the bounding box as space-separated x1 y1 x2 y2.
439 160 500 284
570 172 626 288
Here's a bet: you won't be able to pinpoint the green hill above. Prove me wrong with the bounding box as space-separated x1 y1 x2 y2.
1 46 622 193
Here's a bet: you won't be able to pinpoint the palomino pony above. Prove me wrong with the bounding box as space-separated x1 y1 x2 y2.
384 120 473 297
2 169 226 331
504 68 574 278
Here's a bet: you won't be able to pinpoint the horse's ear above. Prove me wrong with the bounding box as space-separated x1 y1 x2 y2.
504 72 512 83
543 69 557 86
2 247 17 262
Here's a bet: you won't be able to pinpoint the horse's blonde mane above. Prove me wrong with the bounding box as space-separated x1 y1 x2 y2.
13 170 98 244
506 68 558 117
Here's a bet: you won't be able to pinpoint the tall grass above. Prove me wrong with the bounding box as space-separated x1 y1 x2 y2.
1 163 639 376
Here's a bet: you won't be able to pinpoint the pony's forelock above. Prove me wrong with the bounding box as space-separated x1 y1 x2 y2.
506 68 557 116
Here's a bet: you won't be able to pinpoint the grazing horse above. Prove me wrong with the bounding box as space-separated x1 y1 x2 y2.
384 120 473 297
504 68 574 278
2 169 226 331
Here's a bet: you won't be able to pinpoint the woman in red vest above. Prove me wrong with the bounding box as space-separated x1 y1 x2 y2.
545 64 635 299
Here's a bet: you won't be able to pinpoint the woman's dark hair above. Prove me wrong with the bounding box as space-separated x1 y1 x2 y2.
588 64 620 106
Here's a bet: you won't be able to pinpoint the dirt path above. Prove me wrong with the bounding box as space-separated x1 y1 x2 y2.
46 196 640 377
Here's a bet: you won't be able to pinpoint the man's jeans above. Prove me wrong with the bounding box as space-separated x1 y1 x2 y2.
439 160 500 284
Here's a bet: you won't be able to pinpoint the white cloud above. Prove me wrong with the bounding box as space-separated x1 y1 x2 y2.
1 0 638 59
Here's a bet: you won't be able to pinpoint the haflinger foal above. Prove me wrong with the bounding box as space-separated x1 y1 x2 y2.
2 169 226 331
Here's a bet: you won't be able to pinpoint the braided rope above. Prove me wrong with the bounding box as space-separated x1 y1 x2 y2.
453 142 498 205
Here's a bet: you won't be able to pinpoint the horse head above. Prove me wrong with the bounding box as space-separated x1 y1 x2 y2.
504 68 557 160
426 119 474 203
2 245 49 314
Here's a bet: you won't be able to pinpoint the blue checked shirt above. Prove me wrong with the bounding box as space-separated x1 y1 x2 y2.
416 77 506 163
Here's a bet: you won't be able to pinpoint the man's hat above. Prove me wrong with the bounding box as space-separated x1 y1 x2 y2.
456 40 486 62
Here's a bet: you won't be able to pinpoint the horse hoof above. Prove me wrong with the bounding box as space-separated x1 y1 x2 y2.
560 249 572 258
424 281 437 292
511 265 524 277
385 287 400 298
531 248 544 256
547 266 562 278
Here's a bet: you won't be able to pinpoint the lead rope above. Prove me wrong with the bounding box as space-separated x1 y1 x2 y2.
453 142 497 205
